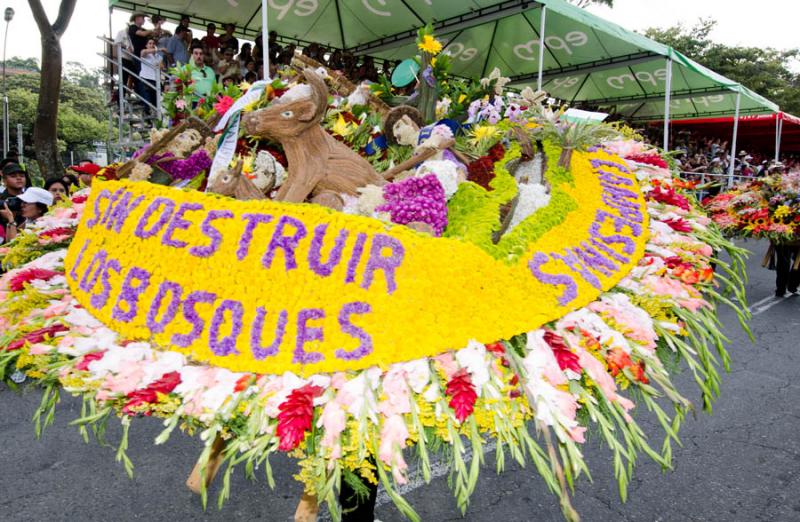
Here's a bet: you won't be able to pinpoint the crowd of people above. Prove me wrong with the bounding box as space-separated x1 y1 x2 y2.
113 13 394 108
644 128 800 177
0 153 101 245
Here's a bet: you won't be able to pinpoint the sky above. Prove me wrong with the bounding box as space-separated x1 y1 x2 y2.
2 0 799 71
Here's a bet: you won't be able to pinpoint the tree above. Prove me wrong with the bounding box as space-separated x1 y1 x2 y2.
28 0 77 177
644 19 800 114
2 56 40 71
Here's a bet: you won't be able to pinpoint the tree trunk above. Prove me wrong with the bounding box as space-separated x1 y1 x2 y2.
33 34 63 177
28 0 77 178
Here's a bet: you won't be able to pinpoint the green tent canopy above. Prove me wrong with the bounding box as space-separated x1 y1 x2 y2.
109 0 778 120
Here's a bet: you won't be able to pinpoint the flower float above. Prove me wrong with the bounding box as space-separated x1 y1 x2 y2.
0 59 749 522
704 171 800 243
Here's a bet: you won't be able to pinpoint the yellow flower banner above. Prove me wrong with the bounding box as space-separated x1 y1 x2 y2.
64 150 648 376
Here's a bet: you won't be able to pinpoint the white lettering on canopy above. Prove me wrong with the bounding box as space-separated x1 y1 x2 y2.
443 42 478 62
513 31 589 61
269 0 318 21
362 0 391 16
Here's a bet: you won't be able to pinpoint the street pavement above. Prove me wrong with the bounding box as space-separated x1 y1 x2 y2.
1 238 798 522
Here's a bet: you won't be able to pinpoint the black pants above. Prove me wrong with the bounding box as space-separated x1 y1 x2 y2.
136 78 157 113
774 244 800 294
339 472 378 521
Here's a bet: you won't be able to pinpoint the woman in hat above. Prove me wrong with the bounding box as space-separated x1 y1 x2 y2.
0 187 53 242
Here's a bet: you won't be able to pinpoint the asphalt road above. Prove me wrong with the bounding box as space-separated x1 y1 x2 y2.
1 238 798 522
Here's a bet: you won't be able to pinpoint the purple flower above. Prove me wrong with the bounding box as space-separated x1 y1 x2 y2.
422 65 436 88
376 174 448 235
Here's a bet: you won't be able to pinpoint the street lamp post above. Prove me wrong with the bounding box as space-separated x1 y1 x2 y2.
3 6 14 158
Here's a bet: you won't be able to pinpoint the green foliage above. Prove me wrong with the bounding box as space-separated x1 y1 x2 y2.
6 71 108 157
2 56 40 71
644 19 800 114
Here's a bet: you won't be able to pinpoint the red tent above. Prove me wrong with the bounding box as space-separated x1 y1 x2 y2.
663 112 800 156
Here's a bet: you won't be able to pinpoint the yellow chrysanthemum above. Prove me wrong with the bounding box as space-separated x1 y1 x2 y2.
418 34 443 55
468 124 499 145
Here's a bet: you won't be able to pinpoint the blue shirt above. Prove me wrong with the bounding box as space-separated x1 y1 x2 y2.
165 35 189 67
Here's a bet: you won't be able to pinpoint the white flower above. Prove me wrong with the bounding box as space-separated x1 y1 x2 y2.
509 182 551 231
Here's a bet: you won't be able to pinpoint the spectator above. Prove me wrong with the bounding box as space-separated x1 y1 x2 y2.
328 49 343 71
216 46 240 83
201 23 220 52
244 71 258 83
128 13 153 79
219 23 239 53
268 30 282 63
71 163 102 187
165 26 192 67
178 14 190 30
242 59 256 78
278 44 296 66
357 56 378 82
138 38 162 112
0 187 53 243
151 15 171 61
238 43 252 72
189 43 216 98
44 178 69 203
0 163 28 229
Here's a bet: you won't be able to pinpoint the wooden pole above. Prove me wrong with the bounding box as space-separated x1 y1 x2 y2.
185 434 227 494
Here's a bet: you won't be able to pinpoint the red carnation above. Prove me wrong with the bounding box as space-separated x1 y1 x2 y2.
74 350 107 371
276 384 323 451
122 371 182 415
3 324 70 351
487 142 506 162
467 156 496 190
7 268 62 292
663 218 692 233
543 331 581 374
445 370 477 423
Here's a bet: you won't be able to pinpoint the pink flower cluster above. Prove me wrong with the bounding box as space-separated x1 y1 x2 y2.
376 174 448 235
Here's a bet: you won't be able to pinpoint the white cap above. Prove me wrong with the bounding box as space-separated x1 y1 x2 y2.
19 187 54 206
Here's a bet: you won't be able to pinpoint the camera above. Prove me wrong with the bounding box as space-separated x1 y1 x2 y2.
5 196 22 213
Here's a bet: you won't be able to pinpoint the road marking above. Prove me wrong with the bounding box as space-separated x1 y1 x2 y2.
748 295 779 309
752 295 796 316
315 439 498 521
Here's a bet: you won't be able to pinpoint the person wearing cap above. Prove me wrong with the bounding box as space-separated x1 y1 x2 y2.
0 162 28 201
71 162 102 187
0 187 53 243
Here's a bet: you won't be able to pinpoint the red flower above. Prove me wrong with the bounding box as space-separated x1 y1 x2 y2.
626 153 668 169
74 350 106 371
663 218 692 233
484 342 505 356
487 142 506 162
467 156 495 190
122 371 182 415
276 384 323 451
38 227 74 240
3 324 70 351
445 370 477 423
631 362 649 384
543 331 581 374
71 194 88 204
7 268 62 292
234 374 252 392
213 95 235 116
606 347 632 377
649 186 690 211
